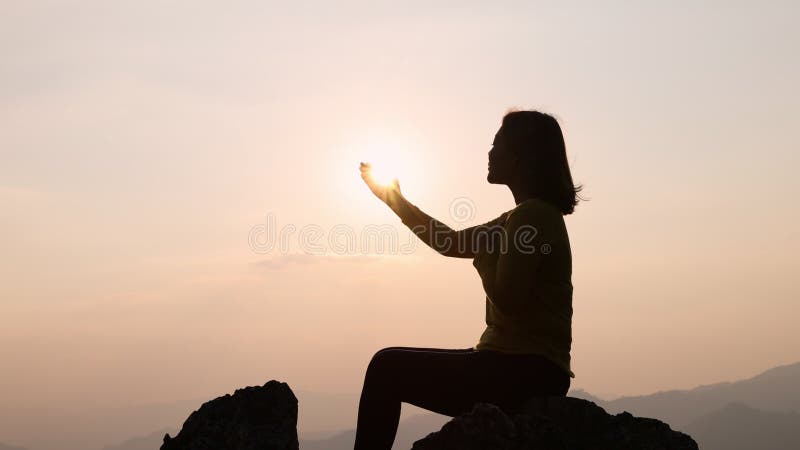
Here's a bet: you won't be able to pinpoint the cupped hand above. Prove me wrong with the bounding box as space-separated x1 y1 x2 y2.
359 161 401 204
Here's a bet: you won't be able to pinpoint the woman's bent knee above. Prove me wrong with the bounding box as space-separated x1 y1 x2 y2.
366 348 399 377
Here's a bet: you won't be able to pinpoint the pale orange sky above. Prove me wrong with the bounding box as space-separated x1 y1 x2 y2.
1 0 799 414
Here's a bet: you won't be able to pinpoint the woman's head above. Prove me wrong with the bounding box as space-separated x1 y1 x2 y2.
487 110 582 215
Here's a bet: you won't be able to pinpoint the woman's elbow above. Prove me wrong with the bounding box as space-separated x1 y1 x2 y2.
433 231 471 258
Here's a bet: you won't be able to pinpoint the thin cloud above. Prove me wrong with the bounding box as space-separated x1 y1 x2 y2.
254 253 388 270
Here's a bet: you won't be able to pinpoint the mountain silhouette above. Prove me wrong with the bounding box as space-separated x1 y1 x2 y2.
0 443 28 450
683 402 800 450
598 361 800 428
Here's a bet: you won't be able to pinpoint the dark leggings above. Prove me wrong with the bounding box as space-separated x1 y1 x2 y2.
353 346 570 450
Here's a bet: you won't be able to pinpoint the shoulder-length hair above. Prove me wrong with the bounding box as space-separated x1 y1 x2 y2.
501 110 583 215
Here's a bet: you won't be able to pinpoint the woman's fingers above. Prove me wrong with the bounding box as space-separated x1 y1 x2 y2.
359 163 378 187
358 162 392 202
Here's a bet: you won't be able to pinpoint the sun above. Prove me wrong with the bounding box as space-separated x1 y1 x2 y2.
367 164 397 187
355 136 418 189
342 128 429 203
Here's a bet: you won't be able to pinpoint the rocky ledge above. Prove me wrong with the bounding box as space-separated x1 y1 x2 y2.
161 380 298 450
411 396 698 450
162 380 697 450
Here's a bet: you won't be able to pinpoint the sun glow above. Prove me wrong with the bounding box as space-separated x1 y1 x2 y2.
367 164 397 187
353 134 423 193
336 128 432 209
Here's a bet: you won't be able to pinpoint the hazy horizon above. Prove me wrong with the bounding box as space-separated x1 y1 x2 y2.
2 0 798 427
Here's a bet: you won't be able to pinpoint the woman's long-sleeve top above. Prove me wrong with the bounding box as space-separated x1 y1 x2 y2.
471 197 575 379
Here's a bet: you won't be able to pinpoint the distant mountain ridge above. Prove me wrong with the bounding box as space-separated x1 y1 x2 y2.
0 443 28 450
683 402 800 450
598 361 800 428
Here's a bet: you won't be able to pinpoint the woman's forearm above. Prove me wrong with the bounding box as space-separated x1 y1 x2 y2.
386 193 455 254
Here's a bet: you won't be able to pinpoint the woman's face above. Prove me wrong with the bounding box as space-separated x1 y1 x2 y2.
487 127 518 185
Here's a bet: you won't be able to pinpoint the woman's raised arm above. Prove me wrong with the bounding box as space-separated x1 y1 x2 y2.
360 162 507 258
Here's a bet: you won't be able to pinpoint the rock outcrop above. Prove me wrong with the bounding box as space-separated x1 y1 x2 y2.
162 380 697 450
411 396 698 450
161 380 298 450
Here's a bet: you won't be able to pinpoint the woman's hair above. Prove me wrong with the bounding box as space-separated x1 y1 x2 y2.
501 110 583 215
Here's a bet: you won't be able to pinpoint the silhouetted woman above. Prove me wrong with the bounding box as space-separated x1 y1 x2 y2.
355 110 581 450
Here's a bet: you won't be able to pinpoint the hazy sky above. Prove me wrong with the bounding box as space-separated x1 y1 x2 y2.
2 0 798 415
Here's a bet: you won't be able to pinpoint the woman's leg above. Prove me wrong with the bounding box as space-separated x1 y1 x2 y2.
353 347 568 450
